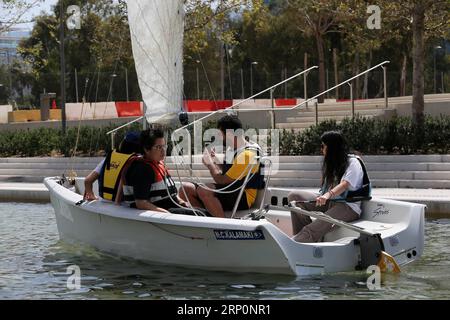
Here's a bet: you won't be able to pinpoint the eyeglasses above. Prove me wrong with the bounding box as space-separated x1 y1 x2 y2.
152 144 168 151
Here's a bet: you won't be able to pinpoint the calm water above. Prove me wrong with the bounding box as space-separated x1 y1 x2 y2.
0 202 449 300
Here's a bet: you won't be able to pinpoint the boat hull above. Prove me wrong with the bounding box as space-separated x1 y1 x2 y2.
44 177 425 276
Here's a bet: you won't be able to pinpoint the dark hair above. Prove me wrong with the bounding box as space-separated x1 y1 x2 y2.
217 115 243 133
320 131 349 188
119 139 142 154
140 128 165 150
118 131 142 154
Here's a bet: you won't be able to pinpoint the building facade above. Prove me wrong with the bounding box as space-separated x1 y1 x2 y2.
0 28 30 65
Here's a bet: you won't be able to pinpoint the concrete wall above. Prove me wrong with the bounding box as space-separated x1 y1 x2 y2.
8 110 41 122
394 100 450 117
1 95 448 132
0 116 141 132
187 110 277 129
187 99 303 129
66 102 118 120
0 105 13 123
2 155 450 190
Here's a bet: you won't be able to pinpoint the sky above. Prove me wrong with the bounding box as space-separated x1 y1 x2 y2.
16 0 58 31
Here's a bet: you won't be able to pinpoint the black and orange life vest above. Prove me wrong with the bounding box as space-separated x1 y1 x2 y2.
122 159 178 206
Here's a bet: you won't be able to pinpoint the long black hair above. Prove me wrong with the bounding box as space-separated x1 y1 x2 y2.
321 131 349 188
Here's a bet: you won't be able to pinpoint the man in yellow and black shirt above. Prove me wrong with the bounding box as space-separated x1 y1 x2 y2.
179 115 264 218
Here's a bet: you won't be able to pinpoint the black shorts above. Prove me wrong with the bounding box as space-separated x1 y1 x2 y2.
212 184 250 211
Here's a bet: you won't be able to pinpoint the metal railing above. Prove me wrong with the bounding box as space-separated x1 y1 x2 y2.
107 61 388 146
174 66 319 134
300 60 390 124
106 67 318 147
233 61 390 125
173 61 389 134
106 115 143 149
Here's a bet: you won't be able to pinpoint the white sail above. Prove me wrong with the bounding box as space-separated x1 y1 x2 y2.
127 0 184 124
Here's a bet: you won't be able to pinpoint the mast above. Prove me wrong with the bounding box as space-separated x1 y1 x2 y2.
59 1 66 133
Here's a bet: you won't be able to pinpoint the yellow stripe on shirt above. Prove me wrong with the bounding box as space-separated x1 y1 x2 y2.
225 149 259 207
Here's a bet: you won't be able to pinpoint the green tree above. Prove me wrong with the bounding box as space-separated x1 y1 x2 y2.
183 0 255 100
17 0 250 103
236 0 312 97
339 0 448 124
18 0 140 104
184 0 245 55
337 1 400 99
391 0 449 127
284 0 344 103
333 0 448 137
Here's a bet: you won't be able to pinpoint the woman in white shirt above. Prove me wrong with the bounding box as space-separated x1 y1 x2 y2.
288 131 370 243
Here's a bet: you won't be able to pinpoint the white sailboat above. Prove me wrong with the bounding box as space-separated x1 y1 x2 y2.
44 0 425 276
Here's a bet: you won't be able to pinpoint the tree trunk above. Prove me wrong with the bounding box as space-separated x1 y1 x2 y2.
333 48 339 100
412 2 425 127
400 54 407 96
354 53 360 99
316 32 326 103
362 50 372 99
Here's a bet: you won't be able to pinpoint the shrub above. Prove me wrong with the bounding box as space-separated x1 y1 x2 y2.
279 115 450 155
0 116 449 157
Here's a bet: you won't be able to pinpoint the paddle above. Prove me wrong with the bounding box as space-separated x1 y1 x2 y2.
274 201 401 273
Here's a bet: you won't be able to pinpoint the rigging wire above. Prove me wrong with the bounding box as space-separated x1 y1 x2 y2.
63 72 90 179
225 44 233 99
64 6 129 179
170 140 261 194
197 52 217 104
92 15 128 153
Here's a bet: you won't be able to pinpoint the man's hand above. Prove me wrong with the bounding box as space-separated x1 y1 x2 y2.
202 147 215 167
83 191 97 201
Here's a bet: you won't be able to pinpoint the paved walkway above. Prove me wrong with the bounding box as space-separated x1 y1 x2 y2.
0 182 50 203
1 183 449 218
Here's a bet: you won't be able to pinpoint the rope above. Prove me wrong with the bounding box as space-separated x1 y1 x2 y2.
64 12 128 178
63 73 90 180
91 17 128 154
197 52 217 104
154 161 201 216
170 139 261 194
225 44 233 99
